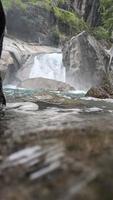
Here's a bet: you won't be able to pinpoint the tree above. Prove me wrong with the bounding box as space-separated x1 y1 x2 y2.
100 0 113 36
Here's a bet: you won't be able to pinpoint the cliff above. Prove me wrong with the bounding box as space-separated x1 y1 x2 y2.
2 0 101 46
72 0 100 27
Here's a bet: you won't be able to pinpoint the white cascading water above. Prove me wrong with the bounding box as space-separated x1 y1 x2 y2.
29 53 66 82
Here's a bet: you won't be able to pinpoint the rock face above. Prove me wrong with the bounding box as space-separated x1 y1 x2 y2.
5 0 100 46
6 5 54 45
86 74 113 98
63 31 109 90
18 77 74 91
72 0 100 27
1 37 30 84
85 86 110 99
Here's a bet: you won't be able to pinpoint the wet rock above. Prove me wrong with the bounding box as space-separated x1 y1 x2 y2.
63 31 109 90
85 87 110 99
18 77 74 92
86 74 113 99
6 102 39 112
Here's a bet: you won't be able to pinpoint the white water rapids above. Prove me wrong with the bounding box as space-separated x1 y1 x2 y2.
29 53 66 82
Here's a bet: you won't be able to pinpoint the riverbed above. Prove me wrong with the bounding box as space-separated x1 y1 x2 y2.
0 88 113 200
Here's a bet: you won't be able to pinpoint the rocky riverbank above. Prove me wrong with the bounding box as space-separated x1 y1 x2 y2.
1 88 113 200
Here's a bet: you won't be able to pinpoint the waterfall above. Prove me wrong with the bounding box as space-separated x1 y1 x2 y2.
29 53 66 82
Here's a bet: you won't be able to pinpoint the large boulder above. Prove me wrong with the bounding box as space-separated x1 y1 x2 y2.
86 73 113 98
85 86 110 99
18 77 74 91
63 31 109 90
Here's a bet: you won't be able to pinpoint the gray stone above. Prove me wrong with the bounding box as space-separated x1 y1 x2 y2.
6 102 39 112
18 77 74 91
63 31 109 90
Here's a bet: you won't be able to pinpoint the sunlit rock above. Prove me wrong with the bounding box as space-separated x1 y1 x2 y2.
18 77 74 92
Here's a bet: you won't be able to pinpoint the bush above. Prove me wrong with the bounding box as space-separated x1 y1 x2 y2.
49 26 60 46
93 26 110 40
53 7 88 33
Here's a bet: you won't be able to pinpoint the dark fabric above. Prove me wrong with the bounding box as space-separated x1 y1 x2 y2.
0 0 6 105
0 0 5 57
0 0 5 35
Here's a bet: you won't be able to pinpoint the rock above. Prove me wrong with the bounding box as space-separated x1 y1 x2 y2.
0 50 14 80
2 37 29 84
5 0 100 47
72 0 100 27
86 74 113 99
18 77 74 92
63 31 109 90
6 4 55 45
85 87 110 99
85 70 113 99
6 102 39 112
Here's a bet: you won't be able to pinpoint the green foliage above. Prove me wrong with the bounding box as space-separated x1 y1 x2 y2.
50 26 60 46
2 0 91 42
2 0 26 9
93 26 109 40
53 7 88 33
2 0 52 9
100 0 113 36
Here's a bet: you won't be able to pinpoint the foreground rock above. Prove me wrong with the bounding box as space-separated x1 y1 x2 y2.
86 84 113 99
18 77 74 91
6 102 39 112
85 86 110 99
63 31 109 90
1 90 113 199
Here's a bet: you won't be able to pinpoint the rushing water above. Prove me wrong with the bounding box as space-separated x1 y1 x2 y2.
29 53 66 82
1 87 113 138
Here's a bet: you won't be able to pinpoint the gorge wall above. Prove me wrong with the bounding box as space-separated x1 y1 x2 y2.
4 0 100 46
72 0 100 27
